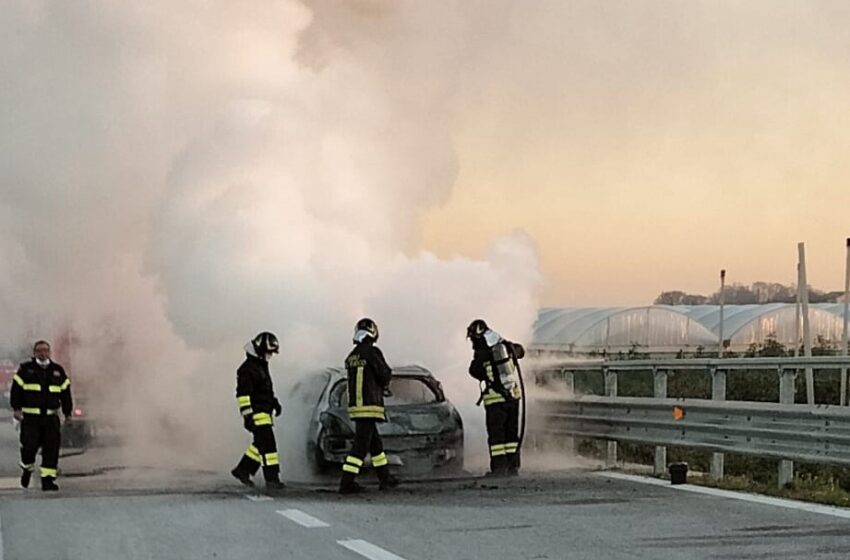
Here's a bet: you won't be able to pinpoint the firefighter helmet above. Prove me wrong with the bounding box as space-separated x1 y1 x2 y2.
466 319 489 340
354 318 379 342
251 331 280 355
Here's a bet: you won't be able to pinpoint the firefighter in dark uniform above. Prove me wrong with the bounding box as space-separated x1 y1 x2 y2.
467 319 525 477
339 318 400 494
10 340 73 491
230 332 285 491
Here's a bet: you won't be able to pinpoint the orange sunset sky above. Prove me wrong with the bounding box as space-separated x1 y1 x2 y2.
420 2 850 306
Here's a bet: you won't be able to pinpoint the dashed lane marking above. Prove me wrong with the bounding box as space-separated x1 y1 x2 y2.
244 494 274 502
338 539 407 560
598 471 850 520
276 509 330 528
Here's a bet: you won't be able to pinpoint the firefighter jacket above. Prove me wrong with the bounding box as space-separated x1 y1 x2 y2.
10 359 73 417
235 354 280 429
469 336 525 406
345 341 392 421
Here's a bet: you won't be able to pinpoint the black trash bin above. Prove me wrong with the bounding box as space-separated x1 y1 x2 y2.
669 462 688 485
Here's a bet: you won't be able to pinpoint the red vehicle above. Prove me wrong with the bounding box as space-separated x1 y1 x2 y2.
52 332 96 446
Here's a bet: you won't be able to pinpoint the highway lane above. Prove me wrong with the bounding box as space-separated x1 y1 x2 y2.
2 468 849 560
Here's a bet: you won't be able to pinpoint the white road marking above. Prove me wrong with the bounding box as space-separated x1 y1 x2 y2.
337 539 407 560
598 471 850 520
244 494 274 502
276 509 330 528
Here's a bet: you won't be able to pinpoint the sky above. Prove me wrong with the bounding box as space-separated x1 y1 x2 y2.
419 1 850 305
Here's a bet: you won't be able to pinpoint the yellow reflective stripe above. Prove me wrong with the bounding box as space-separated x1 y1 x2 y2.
22 408 58 415
490 444 507 456
348 405 385 420
49 385 62 393
40 467 57 478
13 374 25 387
237 396 251 407
264 453 280 467
345 456 364 467
23 383 41 391
349 410 385 420
253 413 273 426
342 464 360 474
372 452 388 467
504 443 519 454
245 445 262 463
482 392 505 405
60 379 71 391
20 462 35 471
241 408 254 417
355 366 364 408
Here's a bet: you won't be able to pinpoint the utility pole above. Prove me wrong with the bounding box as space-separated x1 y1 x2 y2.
841 238 849 406
718 269 726 358
798 242 814 405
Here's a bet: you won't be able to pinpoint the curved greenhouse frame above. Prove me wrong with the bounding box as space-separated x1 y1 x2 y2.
532 303 849 355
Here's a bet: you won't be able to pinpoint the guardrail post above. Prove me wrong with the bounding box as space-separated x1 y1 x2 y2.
653 366 668 475
778 365 795 487
562 368 577 455
711 366 726 481
563 368 575 395
604 366 618 467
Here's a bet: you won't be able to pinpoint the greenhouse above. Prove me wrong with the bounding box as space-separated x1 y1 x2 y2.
531 304 849 356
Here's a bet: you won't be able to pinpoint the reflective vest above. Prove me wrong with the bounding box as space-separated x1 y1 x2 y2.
9 360 73 416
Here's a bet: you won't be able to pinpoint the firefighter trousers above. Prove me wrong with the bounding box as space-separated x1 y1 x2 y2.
341 419 391 482
485 399 521 474
20 415 61 480
233 424 280 481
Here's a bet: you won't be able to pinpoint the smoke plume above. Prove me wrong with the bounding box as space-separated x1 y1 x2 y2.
0 1 540 477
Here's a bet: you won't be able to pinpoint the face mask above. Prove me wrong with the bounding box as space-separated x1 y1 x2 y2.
36 358 50 367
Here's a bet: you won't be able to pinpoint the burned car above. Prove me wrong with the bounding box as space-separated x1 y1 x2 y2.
291 365 463 476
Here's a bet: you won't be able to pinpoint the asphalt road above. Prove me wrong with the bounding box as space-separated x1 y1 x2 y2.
1 415 849 560
2 464 850 560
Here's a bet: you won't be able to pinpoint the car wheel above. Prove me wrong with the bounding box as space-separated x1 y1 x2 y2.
311 430 332 474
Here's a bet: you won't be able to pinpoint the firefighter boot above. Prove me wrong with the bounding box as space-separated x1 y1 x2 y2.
339 472 364 495
266 479 286 492
507 452 521 477
20 470 31 489
486 454 509 477
230 467 254 487
42 478 59 492
264 467 286 492
376 466 399 490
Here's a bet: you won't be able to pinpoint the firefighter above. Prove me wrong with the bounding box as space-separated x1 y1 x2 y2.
230 332 285 491
339 318 400 494
467 319 525 477
10 340 73 491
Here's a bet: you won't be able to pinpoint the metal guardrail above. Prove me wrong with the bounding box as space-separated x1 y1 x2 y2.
531 356 850 487
532 396 850 467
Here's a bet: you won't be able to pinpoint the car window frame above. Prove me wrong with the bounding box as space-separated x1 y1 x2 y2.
328 375 445 408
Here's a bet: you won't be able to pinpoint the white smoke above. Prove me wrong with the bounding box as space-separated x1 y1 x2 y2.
0 1 540 476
